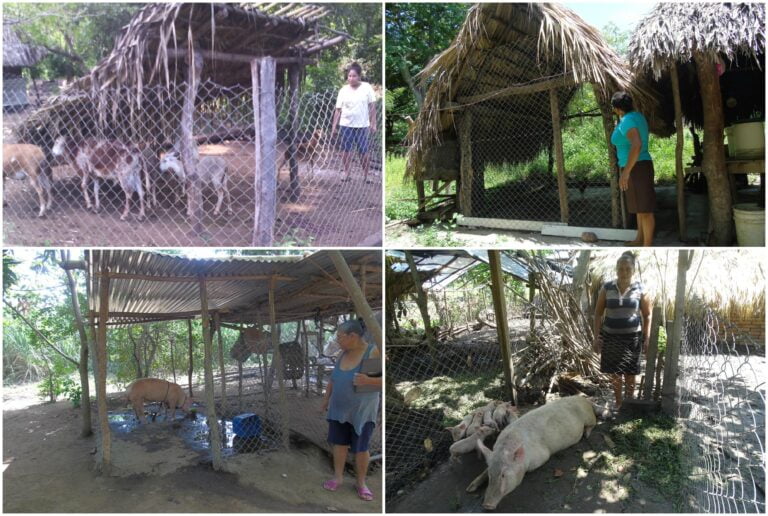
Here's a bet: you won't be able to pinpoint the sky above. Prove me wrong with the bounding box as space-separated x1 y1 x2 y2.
563 1 656 32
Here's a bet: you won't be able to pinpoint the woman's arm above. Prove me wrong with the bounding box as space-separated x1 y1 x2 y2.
368 102 377 133
331 108 341 137
354 345 382 389
619 127 642 191
321 379 334 411
593 288 606 351
640 293 653 353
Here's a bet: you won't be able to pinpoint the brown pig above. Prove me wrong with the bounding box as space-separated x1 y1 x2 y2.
126 378 192 423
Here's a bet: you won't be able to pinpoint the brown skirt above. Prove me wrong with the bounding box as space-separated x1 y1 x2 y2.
625 160 656 214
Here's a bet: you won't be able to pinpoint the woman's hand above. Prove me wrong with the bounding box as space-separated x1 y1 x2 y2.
619 168 631 191
353 373 371 386
320 399 329 412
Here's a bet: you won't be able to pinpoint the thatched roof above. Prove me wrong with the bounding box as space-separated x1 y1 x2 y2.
628 3 765 133
406 3 663 179
3 23 47 68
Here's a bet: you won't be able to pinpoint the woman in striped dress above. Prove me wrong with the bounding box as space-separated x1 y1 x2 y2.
593 252 653 409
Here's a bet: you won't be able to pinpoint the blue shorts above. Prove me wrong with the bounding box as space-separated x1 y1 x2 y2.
327 420 375 453
339 126 369 154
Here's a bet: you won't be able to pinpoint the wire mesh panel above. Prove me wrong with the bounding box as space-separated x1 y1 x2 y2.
677 307 766 513
455 38 615 228
3 81 382 246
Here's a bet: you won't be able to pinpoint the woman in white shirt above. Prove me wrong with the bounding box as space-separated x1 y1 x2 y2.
331 63 377 183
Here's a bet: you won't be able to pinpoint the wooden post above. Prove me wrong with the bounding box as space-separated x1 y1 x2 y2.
528 272 536 335
670 63 687 242
251 59 263 245
416 180 427 215
488 251 517 404
549 88 569 224
661 251 692 414
96 261 112 474
237 360 243 412
693 52 732 245
458 111 474 216
403 251 433 349
187 319 194 397
252 57 278 246
181 42 204 234
215 312 227 406
302 320 310 398
595 85 622 228
316 319 325 394
643 305 662 400
329 252 383 350
269 277 290 450
198 276 223 470
287 65 301 201
170 332 176 384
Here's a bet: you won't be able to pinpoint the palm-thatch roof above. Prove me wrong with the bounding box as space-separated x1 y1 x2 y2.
406 3 663 180
628 2 765 133
3 23 47 69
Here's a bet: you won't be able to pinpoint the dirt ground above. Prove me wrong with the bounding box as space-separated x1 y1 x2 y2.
3 384 381 513
388 415 675 513
3 141 381 247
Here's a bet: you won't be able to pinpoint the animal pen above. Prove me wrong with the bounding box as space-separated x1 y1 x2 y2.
83 249 382 476
4 4 382 247
385 249 765 512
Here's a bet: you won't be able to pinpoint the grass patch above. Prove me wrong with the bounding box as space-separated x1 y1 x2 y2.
609 415 685 508
385 154 416 221
396 370 503 426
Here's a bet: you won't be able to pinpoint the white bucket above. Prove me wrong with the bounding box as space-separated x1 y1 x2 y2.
725 121 765 159
733 203 765 246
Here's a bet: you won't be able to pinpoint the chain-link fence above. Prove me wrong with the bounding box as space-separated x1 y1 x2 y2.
454 37 617 228
678 307 766 513
4 80 382 246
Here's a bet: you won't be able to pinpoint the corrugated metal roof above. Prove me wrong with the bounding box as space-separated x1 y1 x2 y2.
88 250 381 326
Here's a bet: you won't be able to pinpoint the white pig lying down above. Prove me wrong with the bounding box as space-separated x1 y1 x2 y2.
125 378 192 424
467 395 602 510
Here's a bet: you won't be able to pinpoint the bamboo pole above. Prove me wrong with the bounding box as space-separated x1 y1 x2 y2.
96 260 112 474
198 276 223 470
549 88 569 223
670 62 687 242
489 251 517 404
270 277 290 450
215 312 227 406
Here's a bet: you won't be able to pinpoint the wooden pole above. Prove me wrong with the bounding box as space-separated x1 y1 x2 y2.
215 312 227 406
404 251 432 349
489 251 516 404
693 52 732 245
595 85 622 228
237 360 243 412
270 277 290 450
328 252 383 351
416 180 427 216
549 88 569 223
251 59 263 246
661 251 692 414
287 64 301 201
198 276 223 470
170 332 176 384
181 40 204 234
96 260 112 474
316 319 325 394
187 319 194 397
670 62 687 242
528 272 536 335
643 305 662 400
458 111 474 216
253 57 278 246
302 319 310 398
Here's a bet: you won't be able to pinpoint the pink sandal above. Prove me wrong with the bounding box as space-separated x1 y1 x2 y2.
356 485 373 501
323 479 341 492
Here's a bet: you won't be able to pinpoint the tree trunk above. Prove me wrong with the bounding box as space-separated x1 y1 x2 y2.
404 251 435 349
693 52 732 245
399 60 424 109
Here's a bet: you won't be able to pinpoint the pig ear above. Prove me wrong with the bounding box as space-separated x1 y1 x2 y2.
504 445 525 463
476 437 492 464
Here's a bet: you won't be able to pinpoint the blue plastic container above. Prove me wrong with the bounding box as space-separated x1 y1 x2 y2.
232 413 262 438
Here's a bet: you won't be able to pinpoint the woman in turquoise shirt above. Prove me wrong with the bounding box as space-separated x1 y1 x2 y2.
610 91 656 246
321 320 381 501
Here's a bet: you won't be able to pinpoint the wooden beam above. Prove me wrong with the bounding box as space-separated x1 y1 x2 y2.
540 225 637 241
457 216 566 232
95 272 296 282
457 74 575 105
670 62 687 242
328 252 383 351
303 35 347 55
166 47 317 65
198 276 224 470
549 88 569 224
458 110 473 216
488 251 517 405
96 264 112 475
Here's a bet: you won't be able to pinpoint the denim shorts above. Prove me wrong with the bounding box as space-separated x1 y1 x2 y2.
339 126 369 154
327 420 375 453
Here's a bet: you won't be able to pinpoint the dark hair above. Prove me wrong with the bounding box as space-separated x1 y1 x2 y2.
338 319 365 337
346 62 363 79
611 91 634 113
617 251 637 269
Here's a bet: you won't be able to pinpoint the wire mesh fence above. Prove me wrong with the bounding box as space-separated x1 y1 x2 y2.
678 307 766 513
3 81 382 247
455 37 618 228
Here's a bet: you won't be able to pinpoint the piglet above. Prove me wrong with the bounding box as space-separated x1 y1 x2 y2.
467 396 599 510
446 413 474 442
449 424 496 462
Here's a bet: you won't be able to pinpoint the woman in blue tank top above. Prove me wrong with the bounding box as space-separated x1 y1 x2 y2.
321 319 381 501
